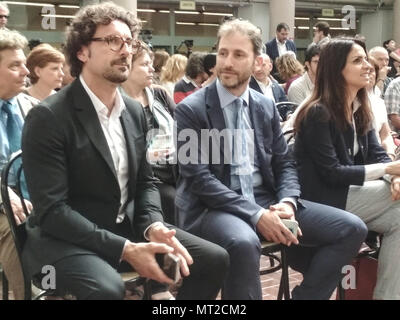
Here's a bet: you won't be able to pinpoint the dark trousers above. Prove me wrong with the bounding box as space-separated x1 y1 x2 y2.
191 197 367 300
51 221 229 300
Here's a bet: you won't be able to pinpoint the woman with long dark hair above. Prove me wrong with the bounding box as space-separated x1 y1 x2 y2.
294 38 400 299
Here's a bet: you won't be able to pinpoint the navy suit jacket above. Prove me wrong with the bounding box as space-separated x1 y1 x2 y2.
175 81 300 232
265 38 297 62
249 76 288 103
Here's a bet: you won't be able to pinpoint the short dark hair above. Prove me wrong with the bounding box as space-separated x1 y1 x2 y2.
65 2 140 77
314 21 330 36
203 53 216 76
276 23 290 32
185 51 206 79
305 44 320 64
383 39 394 49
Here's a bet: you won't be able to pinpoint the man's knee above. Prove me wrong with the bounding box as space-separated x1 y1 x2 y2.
228 232 261 257
84 276 125 300
341 214 368 243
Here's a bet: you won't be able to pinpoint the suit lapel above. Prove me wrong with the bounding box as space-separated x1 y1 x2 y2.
206 82 226 132
119 101 139 183
72 79 118 180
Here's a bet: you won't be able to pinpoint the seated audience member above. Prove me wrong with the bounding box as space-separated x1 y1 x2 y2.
369 46 393 96
288 44 320 104
201 52 217 87
0 29 32 300
21 2 228 300
294 38 400 300
25 44 64 102
175 19 367 300
275 52 304 94
383 39 400 79
367 57 397 158
249 53 288 103
152 49 169 85
385 75 400 133
173 51 208 103
160 53 187 98
121 42 177 225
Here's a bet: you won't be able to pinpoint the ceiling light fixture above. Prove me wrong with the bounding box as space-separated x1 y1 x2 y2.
4 1 54 7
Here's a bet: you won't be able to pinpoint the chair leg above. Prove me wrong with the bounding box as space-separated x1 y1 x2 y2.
280 246 290 300
2 270 9 300
143 280 152 300
337 281 345 300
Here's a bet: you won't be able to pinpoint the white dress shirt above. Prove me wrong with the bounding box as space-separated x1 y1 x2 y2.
255 78 276 102
276 37 288 57
80 75 129 223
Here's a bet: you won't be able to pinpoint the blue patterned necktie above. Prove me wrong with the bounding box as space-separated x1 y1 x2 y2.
2 100 29 200
2 100 22 153
235 98 255 203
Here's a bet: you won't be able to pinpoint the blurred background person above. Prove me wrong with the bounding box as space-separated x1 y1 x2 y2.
152 49 169 85
24 43 64 102
367 56 397 159
160 53 187 98
121 42 177 226
173 51 208 103
383 39 400 79
0 3 9 30
275 52 304 94
288 44 320 105
201 52 216 87
250 53 288 103
312 21 330 47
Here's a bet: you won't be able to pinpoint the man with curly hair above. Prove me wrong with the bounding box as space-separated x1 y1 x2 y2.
21 2 228 300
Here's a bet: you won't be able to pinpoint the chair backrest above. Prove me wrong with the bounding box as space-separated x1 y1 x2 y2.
0 150 31 299
275 102 298 122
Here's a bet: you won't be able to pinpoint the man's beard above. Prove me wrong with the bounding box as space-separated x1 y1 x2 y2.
217 68 251 89
103 57 131 83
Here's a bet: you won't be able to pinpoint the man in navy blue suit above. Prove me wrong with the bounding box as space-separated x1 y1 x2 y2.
175 18 368 300
266 22 297 80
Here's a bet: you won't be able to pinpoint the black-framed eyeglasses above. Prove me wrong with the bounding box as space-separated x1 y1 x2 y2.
0 15 9 19
91 35 141 53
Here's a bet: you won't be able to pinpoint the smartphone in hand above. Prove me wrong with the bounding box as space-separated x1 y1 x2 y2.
281 219 299 238
155 253 181 283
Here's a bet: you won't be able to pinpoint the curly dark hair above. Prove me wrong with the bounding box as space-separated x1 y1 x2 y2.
65 2 141 77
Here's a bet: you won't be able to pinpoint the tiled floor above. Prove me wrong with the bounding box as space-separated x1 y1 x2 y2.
260 255 336 300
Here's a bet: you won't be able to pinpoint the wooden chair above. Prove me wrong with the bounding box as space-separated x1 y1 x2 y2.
1 150 149 300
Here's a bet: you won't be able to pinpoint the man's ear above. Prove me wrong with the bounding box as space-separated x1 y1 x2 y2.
254 55 263 69
77 46 89 64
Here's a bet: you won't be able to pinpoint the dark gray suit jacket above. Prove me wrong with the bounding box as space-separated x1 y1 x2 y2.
174 81 300 232
21 79 164 277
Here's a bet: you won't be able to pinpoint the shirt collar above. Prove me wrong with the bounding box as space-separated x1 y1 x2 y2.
276 37 286 45
182 75 200 88
216 78 249 109
80 75 126 118
352 98 361 114
0 96 18 113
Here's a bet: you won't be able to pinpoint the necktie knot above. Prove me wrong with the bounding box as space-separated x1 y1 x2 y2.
2 100 22 154
2 100 13 114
